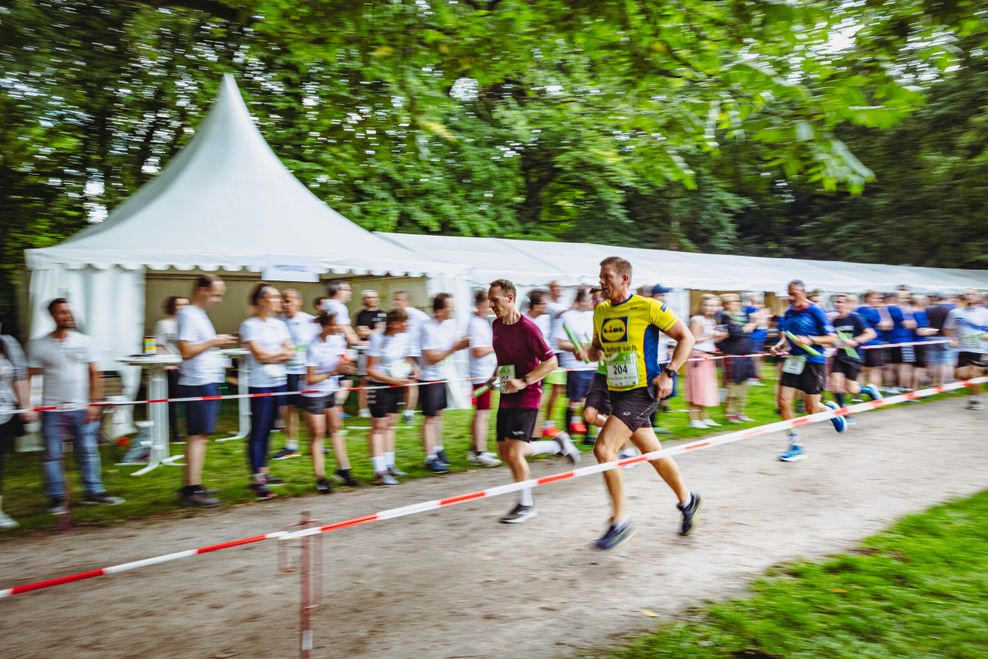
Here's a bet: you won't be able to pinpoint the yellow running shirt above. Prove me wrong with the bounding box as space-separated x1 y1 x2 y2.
593 294 679 391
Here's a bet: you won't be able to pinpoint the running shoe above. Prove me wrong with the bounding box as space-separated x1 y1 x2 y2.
316 477 333 494
541 424 560 439
968 399 984 411
388 465 408 477
726 414 742 424
426 458 449 474
265 475 286 486
82 493 125 505
823 401 847 433
358 408 372 419
737 415 754 422
703 418 721 427
468 451 502 467
500 503 537 524
677 491 702 536
373 471 399 486
555 431 581 465
568 421 588 435
594 520 635 551
272 447 302 460
252 484 277 501
779 443 805 462
334 468 359 487
341 412 351 420
860 384 883 402
179 490 220 508
654 426 672 435
689 420 707 430
435 448 450 464
48 498 68 515
0 511 19 530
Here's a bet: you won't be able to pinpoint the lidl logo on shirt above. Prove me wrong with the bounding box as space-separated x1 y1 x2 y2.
601 317 629 343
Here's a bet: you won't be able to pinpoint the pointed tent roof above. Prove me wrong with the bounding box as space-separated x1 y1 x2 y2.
26 74 454 277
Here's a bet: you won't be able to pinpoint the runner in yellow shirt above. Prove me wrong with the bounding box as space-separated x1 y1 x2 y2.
587 256 701 550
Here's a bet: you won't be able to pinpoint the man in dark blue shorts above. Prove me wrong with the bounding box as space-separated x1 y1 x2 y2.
828 294 882 424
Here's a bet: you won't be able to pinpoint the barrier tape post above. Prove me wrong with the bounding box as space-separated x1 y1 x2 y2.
278 511 323 659
1 375 984 601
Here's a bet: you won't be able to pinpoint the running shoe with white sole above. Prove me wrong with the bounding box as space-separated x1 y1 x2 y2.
860 384 883 401
468 451 502 467
316 477 333 494
678 491 702 536
0 511 19 530
823 401 847 432
426 458 449 474
82 493 125 505
704 418 721 427
435 448 450 464
779 443 805 462
500 504 537 524
373 471 399 486
689 420 707 430
967 399 984 411
594 520 635 551
388 465 408 477
554 431 581 465
334 468 359 487
272 447 302 460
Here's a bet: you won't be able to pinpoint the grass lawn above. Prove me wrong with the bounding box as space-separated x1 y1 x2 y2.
0 376 970 537
602 489 988 659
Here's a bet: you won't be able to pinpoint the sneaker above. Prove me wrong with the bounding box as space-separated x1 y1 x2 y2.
0 511 19 530
401 410 415 424
48 498 68 515
435 448 450 464
265 475 286 486
594 521 635 551
689 420 707 430
316 477 333 494
654 426 672 435
703 418 721 427
341 412 351 420
426 458 449 474
737 415 754 422
677 491 702 536
179 490 220 507
968 399 985 411
252 484 277 500
82 493 125 506
334 469 359 487
541 425 560 439
500 503 537 524
469 451 502 467
748 378 764 386
860 384 883 402
568 421 588 435
823 401 847 433
726 414 742 424
554 431 581 465
373 471 399 486
272 447 302 460
388 465 408 477
779 443 805 462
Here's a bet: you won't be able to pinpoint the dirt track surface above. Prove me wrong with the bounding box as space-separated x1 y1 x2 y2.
1 397 986 658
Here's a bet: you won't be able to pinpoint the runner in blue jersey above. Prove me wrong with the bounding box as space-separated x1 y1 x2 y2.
856 291 890 391
769 280 845 462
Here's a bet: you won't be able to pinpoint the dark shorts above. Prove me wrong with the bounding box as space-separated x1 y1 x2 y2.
369 383 401 418
609 387 658 432
566 370 595 402
830 355 863 381
496 408 539 442
284 373 305 408
957 352 984 369
888 345 915 365
585 372 611 415
863 346 885 368
420 381 447 417
302 393 336 415
473 388 493 411
180 383 220 436
780 361 826 395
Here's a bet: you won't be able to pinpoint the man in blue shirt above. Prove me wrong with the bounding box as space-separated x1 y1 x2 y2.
828 294 883 420
770 280 845 462
856 291 890 391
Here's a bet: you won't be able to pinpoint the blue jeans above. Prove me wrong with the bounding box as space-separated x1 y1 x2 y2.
248 386 283 475
41 410 105 500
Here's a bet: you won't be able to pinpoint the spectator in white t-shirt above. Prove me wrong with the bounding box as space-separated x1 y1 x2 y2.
322 280 359 411
272 288 317 461
175 274 236 507
554 288 597 441
154 295 189 443
945 289 988 410
543 281 570 436
1 316 30 529
394 290 430 424
525 289 557 438
366 308 420 485
303 311 357 493
240 283 293 500
28 298 124 514
466 290 501 467
418 293 470 473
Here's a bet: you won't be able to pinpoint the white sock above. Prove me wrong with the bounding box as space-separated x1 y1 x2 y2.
372 455 386 473
519 488 534 507
385 451 395 467
284 439 298 451
435 444 444 452
529 440 559 456
678 493 692 508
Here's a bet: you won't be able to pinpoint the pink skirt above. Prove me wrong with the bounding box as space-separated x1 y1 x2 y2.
686 351 719 408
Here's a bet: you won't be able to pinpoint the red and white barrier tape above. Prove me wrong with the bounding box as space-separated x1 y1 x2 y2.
1 375 983 600
9 339 956 415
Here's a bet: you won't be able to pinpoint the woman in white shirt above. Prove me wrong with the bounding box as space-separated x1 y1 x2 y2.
365 309 419 486
687 295 727 429
155 295 188 443
303 312 357 493
240 284 293 500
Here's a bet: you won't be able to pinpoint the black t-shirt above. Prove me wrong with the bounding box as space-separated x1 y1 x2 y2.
356 308 386 331
833 312 867 340
924 304 952 334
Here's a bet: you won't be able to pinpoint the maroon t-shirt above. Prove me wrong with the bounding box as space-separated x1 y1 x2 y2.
492 314 554 410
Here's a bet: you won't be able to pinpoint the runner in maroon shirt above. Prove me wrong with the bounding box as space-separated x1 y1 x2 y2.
486 279 580 524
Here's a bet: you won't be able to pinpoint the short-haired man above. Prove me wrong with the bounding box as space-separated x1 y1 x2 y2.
856 291 891 391
272 288 317 460
770 280 845 462
924 293 957 386
417 293 470 473
175 274 237 506
944 289 988 410
487 279 579 524
828 294 882 420
28 298 125 514
587 257 700 550
394 290 431 424
355 290 386 418
466 290 501 467
554 288 596 441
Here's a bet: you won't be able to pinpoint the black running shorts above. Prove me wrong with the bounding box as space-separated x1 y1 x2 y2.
420 381 447 417
301 393 336 415
830 355 863 381
780 361 826 395
863 346 885 368
496 408 539 442
585 373 612 416
609 387 658 432
957 351 984 369
369 383 401 418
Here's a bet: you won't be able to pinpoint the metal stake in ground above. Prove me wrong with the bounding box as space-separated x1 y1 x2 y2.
278 511 323 659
